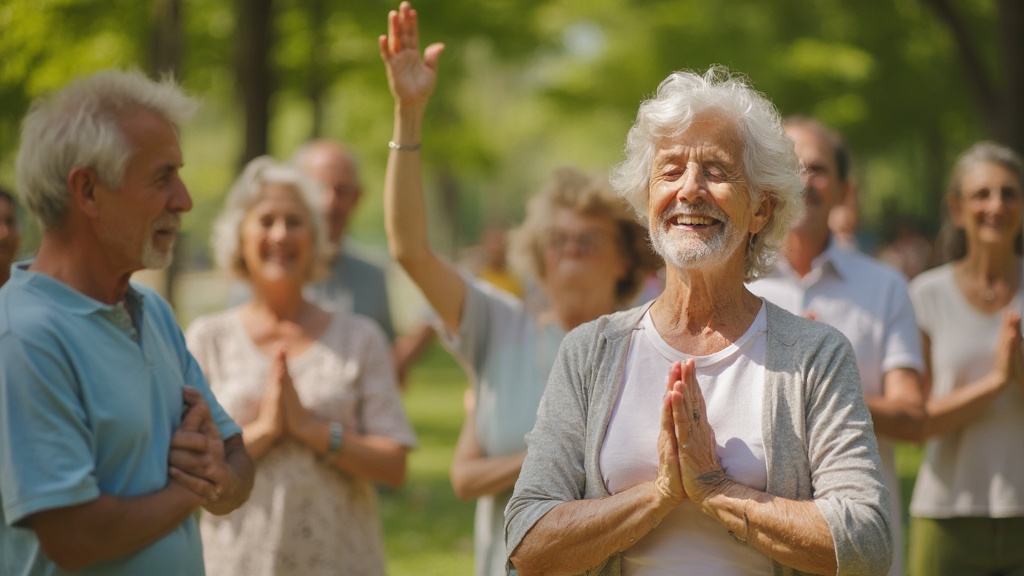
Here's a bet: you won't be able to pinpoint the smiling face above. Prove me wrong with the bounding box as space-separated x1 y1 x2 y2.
240 183 316 285
94 109 191 271
951 161 1023 251
647 111 768 273
539 208 628 298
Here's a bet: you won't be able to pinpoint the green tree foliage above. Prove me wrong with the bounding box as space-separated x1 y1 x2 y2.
0 0 1015 257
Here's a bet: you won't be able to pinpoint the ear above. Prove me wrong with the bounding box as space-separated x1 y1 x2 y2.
67 167 102 218
749 194 776 235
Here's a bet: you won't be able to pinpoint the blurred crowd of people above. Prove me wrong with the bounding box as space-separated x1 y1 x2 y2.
2 2 1023 576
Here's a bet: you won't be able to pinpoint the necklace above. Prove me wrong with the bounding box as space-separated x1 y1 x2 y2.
984 288 996 302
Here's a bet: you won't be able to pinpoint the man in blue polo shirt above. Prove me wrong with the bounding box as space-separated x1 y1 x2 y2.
0 69 254 575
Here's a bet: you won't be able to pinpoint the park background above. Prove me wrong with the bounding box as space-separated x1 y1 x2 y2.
1 0 1021 573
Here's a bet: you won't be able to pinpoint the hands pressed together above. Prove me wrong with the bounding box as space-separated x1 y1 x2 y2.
251 345 324 450
654 359 733 511
991 311 1024 392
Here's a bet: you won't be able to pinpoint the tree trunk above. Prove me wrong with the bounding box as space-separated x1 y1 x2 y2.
307 0 327 139
148 0 184 305
994 0 1024 155
923 0 1024 155
149 0 183 80
236 0 274 167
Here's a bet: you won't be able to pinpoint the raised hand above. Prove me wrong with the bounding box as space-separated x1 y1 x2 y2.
169 386 228 504
378 1 445 107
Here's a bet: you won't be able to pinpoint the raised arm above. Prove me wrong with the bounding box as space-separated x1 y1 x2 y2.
379 2 465 334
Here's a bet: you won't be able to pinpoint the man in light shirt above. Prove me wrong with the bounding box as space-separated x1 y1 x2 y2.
748 116 926 576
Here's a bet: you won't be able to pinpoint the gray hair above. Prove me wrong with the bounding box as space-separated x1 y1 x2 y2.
609 66 803 281
15 68 197 230
937 140 1024 262
507 166 662 306
211 156 332 281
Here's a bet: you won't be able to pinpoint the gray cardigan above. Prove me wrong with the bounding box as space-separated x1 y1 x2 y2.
505 301 892 576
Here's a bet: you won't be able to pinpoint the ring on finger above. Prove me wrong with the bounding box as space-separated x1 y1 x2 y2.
692 410 700 423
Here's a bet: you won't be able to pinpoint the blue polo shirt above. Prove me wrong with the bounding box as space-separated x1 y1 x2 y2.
0 263 241 575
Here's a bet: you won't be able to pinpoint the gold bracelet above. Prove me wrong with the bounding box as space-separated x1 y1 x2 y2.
388 141 421 152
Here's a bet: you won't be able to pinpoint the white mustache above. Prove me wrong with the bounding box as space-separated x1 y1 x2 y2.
153 213 181 233
659 204 729 225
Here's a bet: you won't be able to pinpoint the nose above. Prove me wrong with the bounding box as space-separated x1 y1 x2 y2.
676 166 707 204
169 175 193 213
268 219 289 242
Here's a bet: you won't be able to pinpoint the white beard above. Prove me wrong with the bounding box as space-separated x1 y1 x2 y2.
650 204 745 270
141 214 180 270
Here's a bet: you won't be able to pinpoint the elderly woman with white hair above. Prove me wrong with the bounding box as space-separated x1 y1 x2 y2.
505 68 893 576
185 157 416 576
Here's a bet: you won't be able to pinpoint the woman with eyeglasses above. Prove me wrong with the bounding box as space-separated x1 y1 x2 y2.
379 4 660 574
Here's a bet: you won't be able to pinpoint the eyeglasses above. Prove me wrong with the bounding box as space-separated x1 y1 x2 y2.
542 228 617 257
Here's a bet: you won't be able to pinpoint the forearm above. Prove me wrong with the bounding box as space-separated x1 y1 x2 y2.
383 103 465 332
924 373 1006 437
298 420 409 487
866 396 926 441
869 368 926 441
29 483 202 572
510 482 674 576
203 434 254 515
385 103 429 267
240 419 280 461
700 481 837 576
450 451 525 500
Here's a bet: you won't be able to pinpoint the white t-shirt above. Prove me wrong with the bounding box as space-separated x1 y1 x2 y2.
909 263 1024 518
600 303 771 576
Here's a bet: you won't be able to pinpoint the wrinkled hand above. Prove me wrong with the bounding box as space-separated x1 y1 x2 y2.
671 359 728 509
168 386 228 505
378 1 445 107
654 362 687 505
993 311 1024 390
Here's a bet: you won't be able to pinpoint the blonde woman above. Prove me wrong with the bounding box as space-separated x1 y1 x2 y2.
187 157 416 576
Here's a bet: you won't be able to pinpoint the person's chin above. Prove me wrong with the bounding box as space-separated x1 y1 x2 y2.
141 246 174 270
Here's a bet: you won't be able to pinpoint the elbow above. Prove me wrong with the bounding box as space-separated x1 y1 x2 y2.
38 539 95 572
508 551 538 576
897 408 928 443
449 471 476 502
380 450 407 485
381 456 408 489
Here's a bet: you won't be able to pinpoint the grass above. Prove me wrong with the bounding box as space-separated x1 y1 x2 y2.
384 341 927 575
380 342 476 576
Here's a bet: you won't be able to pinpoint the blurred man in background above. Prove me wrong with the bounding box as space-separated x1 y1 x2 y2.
748 116 926 576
